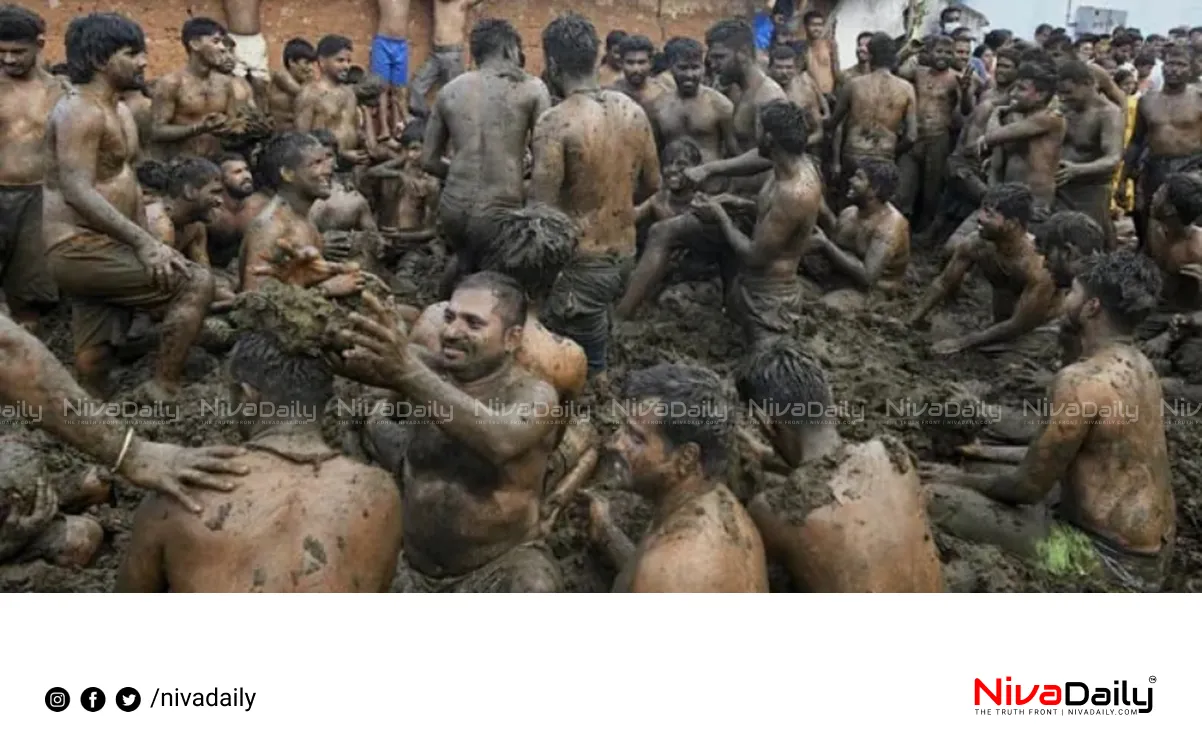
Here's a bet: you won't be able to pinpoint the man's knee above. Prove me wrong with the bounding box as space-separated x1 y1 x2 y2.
178 267 216 304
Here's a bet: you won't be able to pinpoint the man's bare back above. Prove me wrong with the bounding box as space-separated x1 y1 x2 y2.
837 70 915 163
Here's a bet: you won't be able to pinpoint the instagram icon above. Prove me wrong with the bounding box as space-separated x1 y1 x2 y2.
45 687 70 712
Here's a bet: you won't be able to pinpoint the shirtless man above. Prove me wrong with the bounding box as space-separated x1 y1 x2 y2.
151 17 242 159
1056 60 1124 251
1148 175 1202 315
598 30 628 89
1045 34 1126 109
841 31 873 81
810 159 909 302
609 34 667 110
735 340 942 592
295 36 370 167
145 157 225 276
409 0 471 120
118 330 401 592
692 100 821 345
897 35 968 227
366 118 440 238
267 38 316 131
308 130 377 234
222 0 269 82
829 33 916 188
705 19 787 167
239 132 364 297
336 275 564 592
643 36 738 195
206 152 270 273
1122 46 1202 249
531 13 659 375
766 44 828 149
924 250 1174 592
800 10 839 100
423 18 550 296
371 0 411 133
0 6 65 330
909 183 1058 356
45 13 214 400
585 363 768 592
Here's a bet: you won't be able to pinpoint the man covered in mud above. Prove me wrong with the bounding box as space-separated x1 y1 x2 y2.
1055 60 1124 251
1142 175 1202 390
766 44 827 150
408 0 472 120
1045 33 1127 110
608 34 667 110
0 5 66 332
295 35 370 167
531 13 659 375
151 17 243 159
896 35 967 228
422 18 550 296
336 276 564 592
841 31 873 81
925 250 1175 592
266 38 317 131
734 340 942 592
910 184 1056 356
692 100 821 345
240 132 365 297
1123 45 1202 248
799 10 838 101
643 36 737 195
366 119 440 240
597 30 628 89
45 13 215 400
117 331 402 592
144 158 229 303
810 159 909 303
585 363 768 592
828 33 916 188
308 129 378 234
207 152 270 274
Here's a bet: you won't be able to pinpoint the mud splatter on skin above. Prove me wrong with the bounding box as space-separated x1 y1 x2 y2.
303 536 328 566
204 503 233 532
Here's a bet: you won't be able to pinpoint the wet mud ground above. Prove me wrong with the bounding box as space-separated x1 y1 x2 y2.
4 237 1201 593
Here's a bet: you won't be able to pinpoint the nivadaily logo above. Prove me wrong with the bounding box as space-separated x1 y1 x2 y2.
974 677 1154 715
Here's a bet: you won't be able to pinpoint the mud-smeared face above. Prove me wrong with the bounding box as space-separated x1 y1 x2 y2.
1163 55 1191 87
217 43 238 74
977 205 1007 240
191 176 225 223
221 159 255 197
0 39 40 78
1057 78 1092 109
439 288 515 379
953 41 972 70
1076 41 1095 61
708 42 741 87
767 55 796 87
289 144 332 200
671 56 703 97
322 49 353 83
856 36 871 62
190 32 227 69
1010 78 1043 112
610 406 677 496
622 50 651 87
403 141 423 167
663 152 697 193
805 16 825 40
994 56 1018 87
931 44 954 71
103 46 148 92
847 168 871 205
289 58 314 83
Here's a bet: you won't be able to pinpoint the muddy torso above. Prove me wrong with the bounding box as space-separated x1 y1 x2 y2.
997 109 1064 205
43 93 142 247
0 71 67 185
303 80 361 151
1142 88 1202 157
648 86 732 164
744 161 822 279
731 74 787 152
241 200 326 289
1149 225 1202 310
160 69 238 158
267 77 299 130
806 40 836 95
1056 346 1175 554
835 205 910 290
310 179 367 232
616 486 768 592
381 169 439 230
1061 101 1117 175
785 75 825 141
158 449 402 592
844 72 912 159
208 193 269 270
970 237 1049 323
749 438 943 592
914 67 959 138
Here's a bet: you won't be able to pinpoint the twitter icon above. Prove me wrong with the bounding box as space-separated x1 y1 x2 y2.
116 687 141 712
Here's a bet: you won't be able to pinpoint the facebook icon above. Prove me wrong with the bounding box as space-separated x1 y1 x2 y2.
81 687 106 712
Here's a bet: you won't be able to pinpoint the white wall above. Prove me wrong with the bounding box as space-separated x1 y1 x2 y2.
963 0 1202 36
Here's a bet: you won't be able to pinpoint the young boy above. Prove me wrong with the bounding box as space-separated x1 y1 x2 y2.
364 120 442 272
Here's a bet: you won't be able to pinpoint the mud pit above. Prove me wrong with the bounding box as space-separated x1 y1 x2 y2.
5 238 1202 593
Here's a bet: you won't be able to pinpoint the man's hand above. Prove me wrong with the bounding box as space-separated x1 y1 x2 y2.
335 291 412 389
1016 367 1055 391
583 489 612 546
1055 161 1084 187
932 337 967 356
0 478 58 558
682 164 710 189
319 271 367 298
118 441 249 515
689 193 724 222
342 149 371 166
136 242 189 292
193 112 229 135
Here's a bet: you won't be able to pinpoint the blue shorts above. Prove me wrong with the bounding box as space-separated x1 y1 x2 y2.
371 35 409 86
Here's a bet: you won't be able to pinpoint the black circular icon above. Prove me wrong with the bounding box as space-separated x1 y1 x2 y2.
45 687 70 712
116 687 141 712
80 687 106 712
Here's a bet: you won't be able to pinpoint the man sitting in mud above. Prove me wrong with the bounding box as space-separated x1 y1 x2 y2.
45 13 214 400
335 275 565 592
295 35 371 168
207 151 270 274
808 159 909 308
240 132 366 297
690 100 821 345
1036 210 1107 318
144 157 231 303
267 38 317 131
366 119 440 245
117 331 403 592
584 363 768 592
908 183 1057 357
532 13 660 376
924 251 1175 592
733 339 942 592
307 129 377 234
0 438 103 570
151 17 242 159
